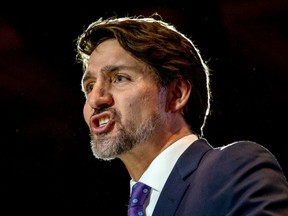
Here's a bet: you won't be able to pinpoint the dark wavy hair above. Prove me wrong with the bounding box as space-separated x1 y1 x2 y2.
76 14 211 138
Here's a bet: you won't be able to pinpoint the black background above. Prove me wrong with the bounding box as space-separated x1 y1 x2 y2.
1 0 287 214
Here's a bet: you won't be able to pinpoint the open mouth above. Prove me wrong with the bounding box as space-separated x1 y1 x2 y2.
98 116 110 127
90 111 115 133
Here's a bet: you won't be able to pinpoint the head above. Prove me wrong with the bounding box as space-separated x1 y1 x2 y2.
76 14 211 160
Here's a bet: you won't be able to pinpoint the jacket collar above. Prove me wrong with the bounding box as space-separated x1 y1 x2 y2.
152 138 213 216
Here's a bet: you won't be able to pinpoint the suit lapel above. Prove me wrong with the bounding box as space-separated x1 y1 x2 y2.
152 139 212 216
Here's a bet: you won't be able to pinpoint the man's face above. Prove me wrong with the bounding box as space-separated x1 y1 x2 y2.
81 39 168 160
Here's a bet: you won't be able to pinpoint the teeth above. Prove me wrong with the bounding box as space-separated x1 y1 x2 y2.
99 117 109 127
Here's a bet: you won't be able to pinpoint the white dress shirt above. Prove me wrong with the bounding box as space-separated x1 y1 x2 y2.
129 134 198 216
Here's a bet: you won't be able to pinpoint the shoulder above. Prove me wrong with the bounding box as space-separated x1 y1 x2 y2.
199 140 287 183
209 140 278 165
175 140 288 215
186 139 282 172
217 140 270 154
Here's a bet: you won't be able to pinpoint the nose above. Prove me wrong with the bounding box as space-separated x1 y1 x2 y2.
86 82 113 110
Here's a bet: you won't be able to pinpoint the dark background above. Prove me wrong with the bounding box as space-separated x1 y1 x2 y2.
1 0 287 214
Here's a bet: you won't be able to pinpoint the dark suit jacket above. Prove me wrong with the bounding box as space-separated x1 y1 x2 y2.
152 139 288 216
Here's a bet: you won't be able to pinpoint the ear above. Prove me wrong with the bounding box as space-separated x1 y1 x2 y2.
166 79 191 113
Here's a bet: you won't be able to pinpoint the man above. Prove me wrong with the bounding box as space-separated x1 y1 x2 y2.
75 14 288 215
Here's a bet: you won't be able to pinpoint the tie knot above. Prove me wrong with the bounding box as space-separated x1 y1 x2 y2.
129 182 151 207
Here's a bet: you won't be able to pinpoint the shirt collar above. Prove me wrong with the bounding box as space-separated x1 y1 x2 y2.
130 134 198 193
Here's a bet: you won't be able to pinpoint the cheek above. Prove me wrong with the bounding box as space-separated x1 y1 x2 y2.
117 93 150 118
116 84 165 118
83 103 90 124
130 89 164 114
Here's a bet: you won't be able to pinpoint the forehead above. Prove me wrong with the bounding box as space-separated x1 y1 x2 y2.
82 39 155 81
87 39 140 71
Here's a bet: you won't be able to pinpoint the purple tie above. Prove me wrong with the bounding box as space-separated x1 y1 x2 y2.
128 182 151 216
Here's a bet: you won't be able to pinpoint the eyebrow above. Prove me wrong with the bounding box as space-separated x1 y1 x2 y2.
81 64 135 87
82 65 126 82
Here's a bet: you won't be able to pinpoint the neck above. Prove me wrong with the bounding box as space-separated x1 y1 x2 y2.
118 126 193 181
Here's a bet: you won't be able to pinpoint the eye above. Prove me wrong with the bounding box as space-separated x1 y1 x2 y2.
84 82 95 94
111 74 129 83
